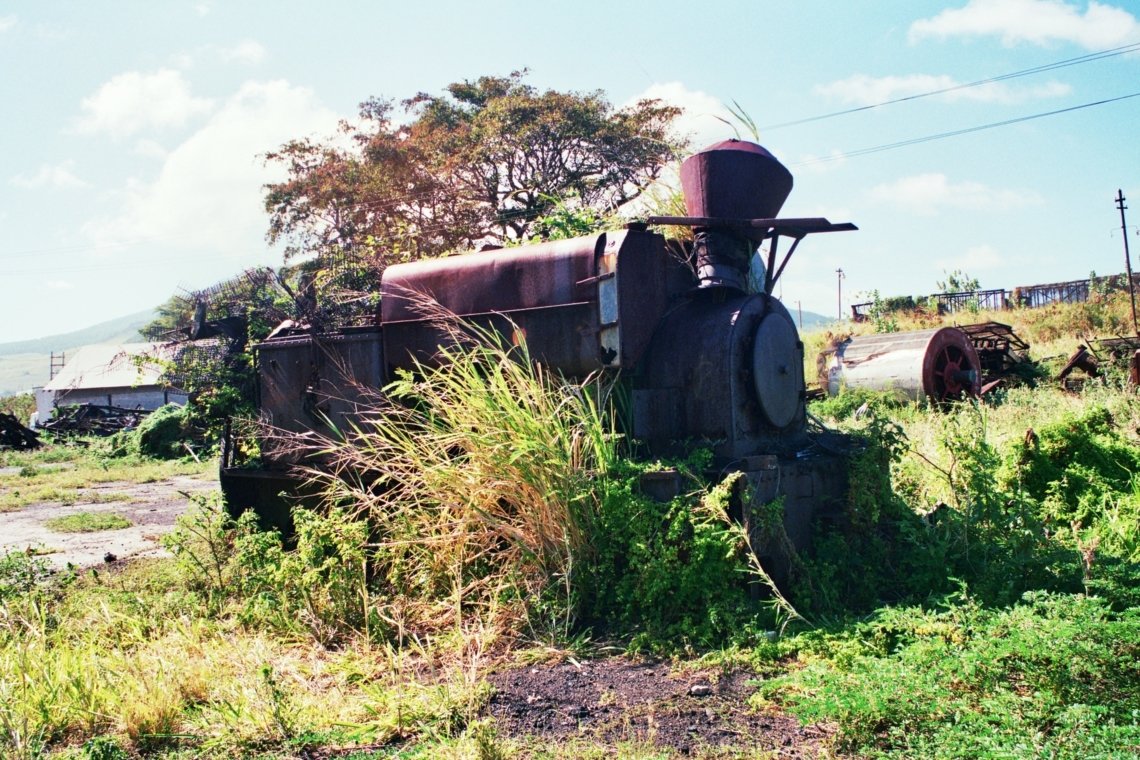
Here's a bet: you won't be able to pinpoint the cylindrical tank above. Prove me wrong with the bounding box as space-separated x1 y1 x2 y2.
380 228 669 377
825 327 981 402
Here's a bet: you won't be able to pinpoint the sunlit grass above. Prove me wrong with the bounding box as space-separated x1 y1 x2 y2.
43 512 132 534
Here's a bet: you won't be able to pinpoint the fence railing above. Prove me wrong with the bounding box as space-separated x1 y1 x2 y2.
851 272 1139 321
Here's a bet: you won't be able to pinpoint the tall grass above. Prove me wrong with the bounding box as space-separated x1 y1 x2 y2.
312 323 619 639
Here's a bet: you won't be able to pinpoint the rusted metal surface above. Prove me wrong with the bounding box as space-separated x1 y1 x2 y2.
957 321 1030 387
680 140 793 226
256 327 384 463
1060 337 1140 387
633 293 806 460
679 139 790 292
380 229 669 377
824 327 982 402
1057 345 1099 386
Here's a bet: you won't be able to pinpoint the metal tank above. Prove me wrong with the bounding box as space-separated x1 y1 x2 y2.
824 327 982 402
380 229 669 377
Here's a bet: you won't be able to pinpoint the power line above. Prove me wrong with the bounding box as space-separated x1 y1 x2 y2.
762 41 1140 131
792 90 1140 165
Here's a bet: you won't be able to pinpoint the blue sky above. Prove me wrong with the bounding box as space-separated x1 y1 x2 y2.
2 0 1139 342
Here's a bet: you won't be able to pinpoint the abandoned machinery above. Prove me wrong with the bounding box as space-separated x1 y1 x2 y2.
220 139 858 580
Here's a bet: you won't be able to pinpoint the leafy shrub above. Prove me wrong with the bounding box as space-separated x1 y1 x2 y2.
793 414 948 613
1001 405 1140 528
163 496 374 644
0 550 53 601
797 402 1094 613
579 458 755 650
759 591 1140 757
134 403 193 459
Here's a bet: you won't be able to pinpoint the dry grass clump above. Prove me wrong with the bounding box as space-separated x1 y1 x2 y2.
312 324 618 640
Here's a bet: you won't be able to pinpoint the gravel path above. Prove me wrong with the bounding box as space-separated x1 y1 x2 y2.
0 474 217 568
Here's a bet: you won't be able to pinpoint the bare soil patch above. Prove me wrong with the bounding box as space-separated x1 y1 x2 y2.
0 474 216 568
486 656 835 757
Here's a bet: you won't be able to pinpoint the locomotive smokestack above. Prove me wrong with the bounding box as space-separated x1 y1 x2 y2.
680 139 793 292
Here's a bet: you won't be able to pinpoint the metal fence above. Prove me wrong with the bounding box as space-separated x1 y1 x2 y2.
851 272 1138 321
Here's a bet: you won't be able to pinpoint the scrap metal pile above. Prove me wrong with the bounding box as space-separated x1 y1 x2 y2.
0 412 40 449
1058 336 1140 388
38 404 151 437
957 321 1032 392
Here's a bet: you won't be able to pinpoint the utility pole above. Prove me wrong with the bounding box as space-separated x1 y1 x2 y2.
1117 189 1138 335
836 268 845 321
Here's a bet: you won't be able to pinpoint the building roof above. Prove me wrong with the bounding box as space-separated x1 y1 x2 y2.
42 343 175 392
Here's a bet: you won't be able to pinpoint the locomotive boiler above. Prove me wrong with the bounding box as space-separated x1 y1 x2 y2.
221 139 857 577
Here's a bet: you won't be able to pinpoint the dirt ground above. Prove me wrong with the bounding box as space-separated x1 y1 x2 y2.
486 657 835 757
0 473 217 568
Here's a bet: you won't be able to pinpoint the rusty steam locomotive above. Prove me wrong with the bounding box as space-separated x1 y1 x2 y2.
220 139 857 573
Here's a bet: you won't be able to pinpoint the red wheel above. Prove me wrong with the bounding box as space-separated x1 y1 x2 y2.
932 345 975 401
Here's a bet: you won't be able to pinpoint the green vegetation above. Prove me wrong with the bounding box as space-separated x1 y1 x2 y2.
0 299 1133 757
0 393 35 423
43 513 132 534
264 72 683 268
753 592 1140 758
303 326 758 649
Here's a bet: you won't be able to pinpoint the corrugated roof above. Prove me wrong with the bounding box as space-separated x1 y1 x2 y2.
43 343 176 392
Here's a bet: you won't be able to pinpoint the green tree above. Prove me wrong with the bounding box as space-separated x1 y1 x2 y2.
936 269 980 294
263 71 684 269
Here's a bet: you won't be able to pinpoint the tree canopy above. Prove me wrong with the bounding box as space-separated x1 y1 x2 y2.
263 72 684 269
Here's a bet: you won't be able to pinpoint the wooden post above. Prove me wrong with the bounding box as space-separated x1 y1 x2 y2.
1116 190 1138 335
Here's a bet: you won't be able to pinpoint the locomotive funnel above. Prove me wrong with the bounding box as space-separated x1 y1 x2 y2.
681 140 794 291
681 139 793 223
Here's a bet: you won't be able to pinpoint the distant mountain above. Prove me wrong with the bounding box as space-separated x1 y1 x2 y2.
0 308 156 358
792 310 834 330
0 308 157 395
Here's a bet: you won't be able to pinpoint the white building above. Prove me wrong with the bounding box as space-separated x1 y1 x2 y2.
34 343 187 424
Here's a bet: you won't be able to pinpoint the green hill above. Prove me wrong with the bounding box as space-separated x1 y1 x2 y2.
0 308 156 394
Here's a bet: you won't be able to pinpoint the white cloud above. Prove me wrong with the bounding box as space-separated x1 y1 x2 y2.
221 40 266 64
74 69 215 137
816 73 1071 106
939 244 1004 271
83 80 340 261
625 82 737 150
869 173 1041 214
10 161 88 189
194 3 212 17
909 0 1140 49
46 280 75 291
0 15 16 32
169 52 196 70
132 139 169 159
